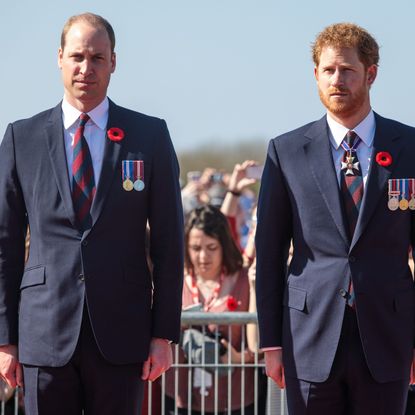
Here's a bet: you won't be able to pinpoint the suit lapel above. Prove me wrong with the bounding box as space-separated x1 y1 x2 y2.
84 100 124 238
351 114 402 249
44 103 78 228
304 117 350 247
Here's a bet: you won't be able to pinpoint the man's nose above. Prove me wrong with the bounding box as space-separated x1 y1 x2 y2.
331 69 344 87
79 59 92 75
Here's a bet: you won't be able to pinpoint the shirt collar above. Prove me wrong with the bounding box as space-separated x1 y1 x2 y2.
326 110 376 150
61 97 109 130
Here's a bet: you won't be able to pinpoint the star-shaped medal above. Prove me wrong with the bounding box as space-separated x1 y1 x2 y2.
341 155 360 176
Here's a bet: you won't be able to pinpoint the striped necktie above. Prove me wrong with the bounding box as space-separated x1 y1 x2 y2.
72 113 95 230
340 130 363 307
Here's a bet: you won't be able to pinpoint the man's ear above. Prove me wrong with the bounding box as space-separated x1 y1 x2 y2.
58 48 63 69
111 52 116 73
367 64 377 85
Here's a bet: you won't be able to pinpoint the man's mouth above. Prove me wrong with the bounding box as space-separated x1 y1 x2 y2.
75 80 94 85
329 90 348 97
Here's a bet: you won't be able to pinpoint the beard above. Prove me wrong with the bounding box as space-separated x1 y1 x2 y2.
318 82 368 118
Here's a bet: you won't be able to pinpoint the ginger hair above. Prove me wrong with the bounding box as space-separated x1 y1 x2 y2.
312 23 379 68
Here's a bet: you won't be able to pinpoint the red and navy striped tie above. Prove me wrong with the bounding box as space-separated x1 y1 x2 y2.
72 113 95 230
340 130 363 307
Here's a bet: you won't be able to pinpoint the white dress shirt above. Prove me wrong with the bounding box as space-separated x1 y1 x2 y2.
62 97 109 188
327 110 376 189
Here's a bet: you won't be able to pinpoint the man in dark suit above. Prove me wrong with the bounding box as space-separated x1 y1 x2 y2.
0 12 183 415
255 23 415 414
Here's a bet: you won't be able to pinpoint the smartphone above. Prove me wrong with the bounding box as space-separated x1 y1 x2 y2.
246 165 264 180
211 172 223 183
187 171 202 183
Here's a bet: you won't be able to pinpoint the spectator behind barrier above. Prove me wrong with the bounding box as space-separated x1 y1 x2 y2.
164 205 256 414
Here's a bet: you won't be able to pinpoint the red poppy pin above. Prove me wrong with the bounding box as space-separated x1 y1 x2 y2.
227 296 239 311
375 151 392 167
107 127 125 142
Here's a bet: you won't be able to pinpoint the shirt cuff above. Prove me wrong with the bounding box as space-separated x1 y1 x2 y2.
262 346 282 352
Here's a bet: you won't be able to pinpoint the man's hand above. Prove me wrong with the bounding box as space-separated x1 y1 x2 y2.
410 349 415 385
141 338 173 382
264 349 285 389
0 345 23 388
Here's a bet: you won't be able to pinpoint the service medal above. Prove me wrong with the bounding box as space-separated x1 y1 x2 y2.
388 197 399 211
133 160 145 192
388 179 400 211
399 198 409 210
123 179 134 191
409 179 415 210
399 179 409 210
122 160 134 191
133 179 145 191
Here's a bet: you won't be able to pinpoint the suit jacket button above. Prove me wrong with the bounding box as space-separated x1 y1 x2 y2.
339 288 347 298
349 256 356 263
79 274 85 282
82 240 88 247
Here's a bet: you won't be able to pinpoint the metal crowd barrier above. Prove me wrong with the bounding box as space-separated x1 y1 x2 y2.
145 312 288 415
0 384 20 415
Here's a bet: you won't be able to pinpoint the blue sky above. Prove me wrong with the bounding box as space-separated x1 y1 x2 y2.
1 0 414 152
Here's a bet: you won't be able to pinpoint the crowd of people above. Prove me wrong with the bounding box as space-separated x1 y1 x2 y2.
176 162 261 413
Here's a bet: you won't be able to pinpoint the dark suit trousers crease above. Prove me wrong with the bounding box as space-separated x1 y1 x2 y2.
285 306 408 415
22 310 144 415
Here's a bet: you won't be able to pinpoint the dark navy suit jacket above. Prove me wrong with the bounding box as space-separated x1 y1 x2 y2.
0 99 184 367
256 114 415 383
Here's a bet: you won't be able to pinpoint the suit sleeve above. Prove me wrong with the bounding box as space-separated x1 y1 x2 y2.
148 120 184 344
410 182 415 348
255 139 292 348
0 124 27 345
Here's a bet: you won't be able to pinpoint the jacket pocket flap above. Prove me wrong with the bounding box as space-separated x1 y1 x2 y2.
20 266 45 289
284 286 307 311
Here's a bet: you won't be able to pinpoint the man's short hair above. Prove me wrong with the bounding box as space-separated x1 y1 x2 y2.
312 23 379 69
61 12 116 53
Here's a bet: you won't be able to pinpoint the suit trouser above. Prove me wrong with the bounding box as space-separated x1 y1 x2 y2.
285 306 408 415
22 310 144 415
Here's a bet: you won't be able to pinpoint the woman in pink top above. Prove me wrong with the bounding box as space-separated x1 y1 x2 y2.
165 205 255 414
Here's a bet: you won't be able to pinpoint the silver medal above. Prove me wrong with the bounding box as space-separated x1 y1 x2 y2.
133 179 145 191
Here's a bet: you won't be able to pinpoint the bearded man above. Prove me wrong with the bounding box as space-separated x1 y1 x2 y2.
256 23 415 414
